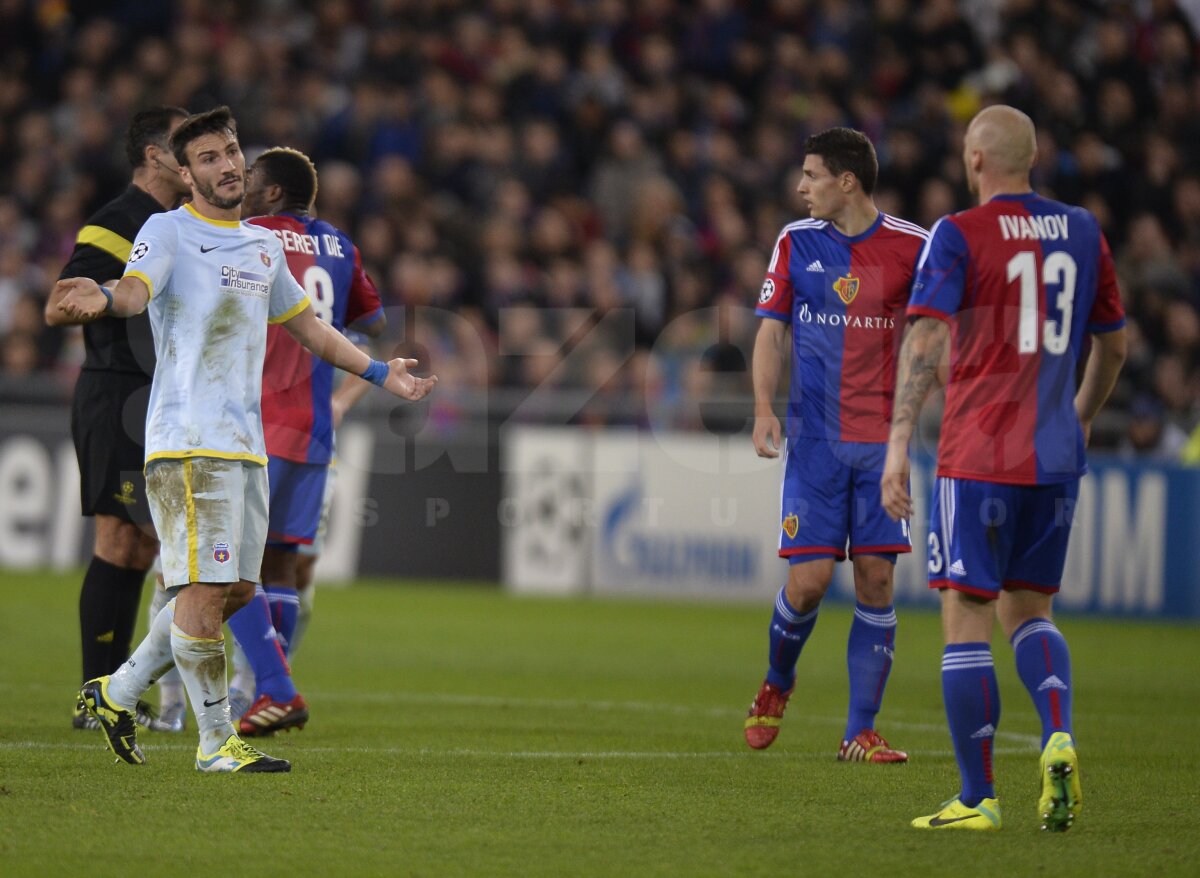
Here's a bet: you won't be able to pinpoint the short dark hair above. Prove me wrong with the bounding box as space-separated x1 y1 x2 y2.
803 127 878 195
169 106 239 167
253 147 319 211
124 106 189 169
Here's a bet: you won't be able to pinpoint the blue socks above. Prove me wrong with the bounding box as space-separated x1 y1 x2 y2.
226 586 296 701
845 603 897 740
942 643 999 806
265 585 301 656
1011 618 1072 747
765 587 818 691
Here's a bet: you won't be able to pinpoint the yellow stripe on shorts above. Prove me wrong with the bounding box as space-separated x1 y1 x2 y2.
184 459 199 583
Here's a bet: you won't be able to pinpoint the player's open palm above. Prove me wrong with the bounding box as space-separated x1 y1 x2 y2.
55 278 106 322
384 357 438 401
753 413 781 458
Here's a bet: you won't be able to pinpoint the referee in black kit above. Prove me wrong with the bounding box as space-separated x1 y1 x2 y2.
44 106 190 729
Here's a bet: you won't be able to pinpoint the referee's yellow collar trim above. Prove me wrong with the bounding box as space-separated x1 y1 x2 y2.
184 202 242 228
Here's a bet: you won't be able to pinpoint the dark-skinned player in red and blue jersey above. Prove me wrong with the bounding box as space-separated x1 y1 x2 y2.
744 128 927 763
226 147 384 736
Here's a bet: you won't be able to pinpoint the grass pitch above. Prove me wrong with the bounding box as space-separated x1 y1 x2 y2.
1 569 1197 877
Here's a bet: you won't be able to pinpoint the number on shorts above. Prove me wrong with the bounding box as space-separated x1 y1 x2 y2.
928 532 943 574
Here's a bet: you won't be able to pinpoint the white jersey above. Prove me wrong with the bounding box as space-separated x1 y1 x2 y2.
123 202 310 466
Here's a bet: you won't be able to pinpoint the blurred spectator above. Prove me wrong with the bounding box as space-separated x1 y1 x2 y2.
1119 394 1189 461
0 0 1196 447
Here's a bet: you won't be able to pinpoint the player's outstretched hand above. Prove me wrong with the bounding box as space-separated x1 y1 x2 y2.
752 413 782 458
383 358 438 401
880 441 913 522
55 278 107 323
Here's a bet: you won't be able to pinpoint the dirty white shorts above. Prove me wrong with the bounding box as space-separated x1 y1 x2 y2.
145 457 268 587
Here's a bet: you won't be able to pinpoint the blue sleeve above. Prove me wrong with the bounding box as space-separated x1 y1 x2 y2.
907 217 969 321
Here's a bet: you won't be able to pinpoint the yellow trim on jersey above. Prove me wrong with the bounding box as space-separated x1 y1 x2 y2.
123 269 155 300
184 202 242 228
184 459 200 583
77 225 133 263
146 449 269 467
268 296 311 324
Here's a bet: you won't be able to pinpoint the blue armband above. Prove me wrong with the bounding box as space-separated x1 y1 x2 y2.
361 358 389 387
99 285 114 313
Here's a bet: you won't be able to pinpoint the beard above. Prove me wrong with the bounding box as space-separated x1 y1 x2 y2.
195 175 244 210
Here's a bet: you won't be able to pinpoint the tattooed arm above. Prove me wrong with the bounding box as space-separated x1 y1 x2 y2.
880 316 950 521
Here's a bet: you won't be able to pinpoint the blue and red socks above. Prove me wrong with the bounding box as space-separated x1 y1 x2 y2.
264 585 301 656
226 586 296 701
844 603 897 740
765 586 818 691
942 642 999 807
1011 618 1072 746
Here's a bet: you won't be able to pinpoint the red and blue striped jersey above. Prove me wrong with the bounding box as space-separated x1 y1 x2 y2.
908 192 1125 485
756 213 928 443
251 213 383 465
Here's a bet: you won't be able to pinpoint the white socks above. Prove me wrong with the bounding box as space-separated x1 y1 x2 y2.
170 624 235 752
107 598 178 710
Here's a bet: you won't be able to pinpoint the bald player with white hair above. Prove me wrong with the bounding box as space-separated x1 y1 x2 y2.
882 104 1127 831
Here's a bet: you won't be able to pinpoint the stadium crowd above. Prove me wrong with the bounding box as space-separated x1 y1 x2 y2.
1 0 1198 457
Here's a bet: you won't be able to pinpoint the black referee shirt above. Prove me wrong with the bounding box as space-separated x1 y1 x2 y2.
58 185 166 376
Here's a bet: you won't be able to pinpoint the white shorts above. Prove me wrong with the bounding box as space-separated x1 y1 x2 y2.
146 458 269 587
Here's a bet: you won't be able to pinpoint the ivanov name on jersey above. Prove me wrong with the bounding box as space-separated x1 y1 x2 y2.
997 214 1070 241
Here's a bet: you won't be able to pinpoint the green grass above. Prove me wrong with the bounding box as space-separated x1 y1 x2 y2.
1 570 1197 877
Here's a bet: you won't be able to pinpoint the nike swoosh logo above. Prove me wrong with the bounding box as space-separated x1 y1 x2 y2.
200 245 220 253
203 696 228 707
928 815 977 826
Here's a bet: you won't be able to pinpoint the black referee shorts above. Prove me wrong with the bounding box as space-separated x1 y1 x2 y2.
71 370 154 527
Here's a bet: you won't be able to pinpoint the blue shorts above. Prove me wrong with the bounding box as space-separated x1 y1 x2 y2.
778 436 911 562
927 476 1079 599
267 456 329 547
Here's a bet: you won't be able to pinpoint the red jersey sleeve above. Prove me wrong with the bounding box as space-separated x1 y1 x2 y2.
755 229 793 322
1086 232 1126 333
344 243 383 326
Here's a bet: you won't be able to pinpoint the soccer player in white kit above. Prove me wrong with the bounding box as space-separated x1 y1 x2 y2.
57 107 437 772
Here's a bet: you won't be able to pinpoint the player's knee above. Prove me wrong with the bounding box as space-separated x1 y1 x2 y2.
94 518 158 571
854 573 893 606
222 580 256 618
784 573 831 612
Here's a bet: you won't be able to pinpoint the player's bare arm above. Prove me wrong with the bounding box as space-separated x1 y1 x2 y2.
282 304 437 401
881 316 949 521
751 318 787 458
331 340 375 427
44 277 121 326
1075 327 1128 446
54 275 150 323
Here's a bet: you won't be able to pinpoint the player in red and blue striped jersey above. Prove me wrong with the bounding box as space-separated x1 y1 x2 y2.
744 128 928 763
883 106 1127 831
225 147 385 736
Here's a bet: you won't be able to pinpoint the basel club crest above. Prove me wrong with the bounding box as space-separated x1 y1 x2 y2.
833 273 859 305
782 514 799 540
213 542 231 563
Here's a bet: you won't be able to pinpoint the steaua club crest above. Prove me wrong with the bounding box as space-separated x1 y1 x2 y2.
213 542 231 563
833 273 859 305
258 243 271 267
782 514 799 540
